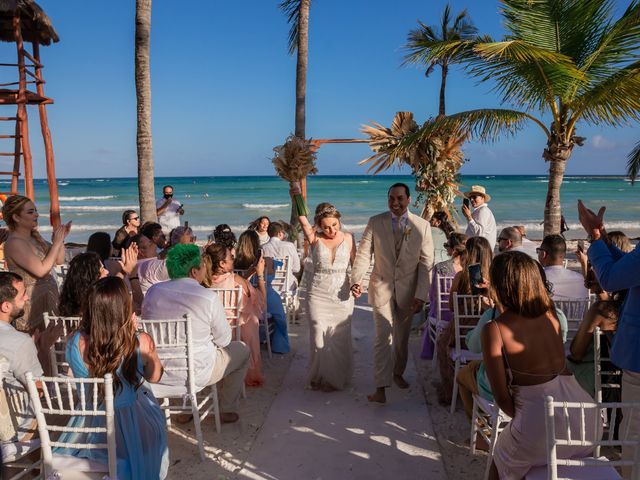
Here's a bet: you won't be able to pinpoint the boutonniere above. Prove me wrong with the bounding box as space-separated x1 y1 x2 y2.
403 225 412 241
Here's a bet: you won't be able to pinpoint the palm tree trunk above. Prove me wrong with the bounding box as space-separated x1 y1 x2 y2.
135 0 156 223
290 0 310 234
439 63 448 116
543 136 574 236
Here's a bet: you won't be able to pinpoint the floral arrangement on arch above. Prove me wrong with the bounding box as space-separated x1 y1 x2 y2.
360 111 466 221
272 135 318 217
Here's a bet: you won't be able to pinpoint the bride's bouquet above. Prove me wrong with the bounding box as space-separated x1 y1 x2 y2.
272 135 318 217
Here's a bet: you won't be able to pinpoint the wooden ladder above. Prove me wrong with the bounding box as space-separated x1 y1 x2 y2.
0 112 22 198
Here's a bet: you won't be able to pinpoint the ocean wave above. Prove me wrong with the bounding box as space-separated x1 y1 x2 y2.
241 203 289 210
39 224 120 232
59 195 116 201
58 181 70 186
498 221 640 232
60 205 137 211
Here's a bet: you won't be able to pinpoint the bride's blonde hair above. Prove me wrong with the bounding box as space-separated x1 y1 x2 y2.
313 202 341 227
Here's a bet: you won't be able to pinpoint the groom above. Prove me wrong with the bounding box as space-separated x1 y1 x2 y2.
351 183 434 403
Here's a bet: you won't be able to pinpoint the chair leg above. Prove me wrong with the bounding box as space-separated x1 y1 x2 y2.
470 396 479 455
484 411 502 480
211 384 221 434
450 361 460 415
264 316 272 359
190 394 206 462
431 326 439 370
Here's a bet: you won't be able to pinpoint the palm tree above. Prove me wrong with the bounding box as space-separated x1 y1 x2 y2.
403 4 479 116
135 0 156 223
628 141 640 184
279 0 311 230
405 0 640 236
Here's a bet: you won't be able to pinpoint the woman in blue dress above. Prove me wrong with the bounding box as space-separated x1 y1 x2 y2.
58 276 168 479
234 230 290 354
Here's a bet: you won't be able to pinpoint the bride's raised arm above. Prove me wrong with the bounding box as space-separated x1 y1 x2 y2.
290 182 317 244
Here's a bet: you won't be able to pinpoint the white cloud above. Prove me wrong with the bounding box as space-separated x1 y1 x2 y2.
591 135 617 149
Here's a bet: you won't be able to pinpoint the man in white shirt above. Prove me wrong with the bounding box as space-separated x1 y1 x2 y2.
130 233 169 295
0 272 42 443
142 244 249 423
156 185 184 234
538 234 589 300
462 185 497 249
514 225 540 258
261 222 300 291
497 227 537 259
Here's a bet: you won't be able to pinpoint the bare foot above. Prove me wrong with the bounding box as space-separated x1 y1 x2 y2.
393 374 409 389
220 412 239 424
367 388 386 403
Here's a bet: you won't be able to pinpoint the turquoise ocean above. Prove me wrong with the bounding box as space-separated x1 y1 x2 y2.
20 175 640 244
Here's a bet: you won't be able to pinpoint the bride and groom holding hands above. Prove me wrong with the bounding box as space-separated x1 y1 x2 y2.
293 182 434 403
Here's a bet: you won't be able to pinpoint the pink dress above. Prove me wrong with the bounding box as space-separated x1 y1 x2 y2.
210 272 265 386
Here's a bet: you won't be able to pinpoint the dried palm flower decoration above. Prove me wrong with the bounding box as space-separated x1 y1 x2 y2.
272 135 318 216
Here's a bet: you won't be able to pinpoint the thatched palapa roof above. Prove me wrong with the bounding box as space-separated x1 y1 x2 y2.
0 0 58 45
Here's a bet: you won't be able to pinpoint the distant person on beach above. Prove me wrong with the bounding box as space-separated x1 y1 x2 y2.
249 216 270 245
351 183 434 403
112 209 140 255
537 234 588 300
578 200 640 473
156 185 184 234
291 184 356 391
461 185 497 249
142 244 249 425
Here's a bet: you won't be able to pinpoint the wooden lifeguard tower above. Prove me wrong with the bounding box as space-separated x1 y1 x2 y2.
0 0 60 226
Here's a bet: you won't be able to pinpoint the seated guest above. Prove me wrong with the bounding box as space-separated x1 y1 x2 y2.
429 211 455 264
482 251 598 479
436 236 493 404
140 222 168 254
261 221 300 291
168 226 196 247
496 226 536 258
249 216 270 245
213 224 237 249
514 225 539 258
59 277 168 479
87 231 131 278
537 234 588 300
112 210 140 255
235 230 290 354
128 234 168 296
142 244 250 423
0 272 41 450
608 230 634 253
58 252 109 316
421 232 467 359
203 243 266 386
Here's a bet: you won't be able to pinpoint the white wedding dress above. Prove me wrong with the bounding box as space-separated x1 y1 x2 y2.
306 239 354 390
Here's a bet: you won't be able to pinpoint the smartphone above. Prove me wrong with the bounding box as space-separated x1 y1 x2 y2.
184 220 189 228
256 248 263 262
463 198 470 209
577 239 585 252
468 263 483 295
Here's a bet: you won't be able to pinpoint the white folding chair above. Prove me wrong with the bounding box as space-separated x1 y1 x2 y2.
209 286 243 341
43 313 81 377
51 264 69 293
138 315 220 461
25 372 117 480
470 393 511 480
271 256 298 325
525 397 640 480
1 357 42 480
427 274 454 368
554 298 590 343
450 293 483 414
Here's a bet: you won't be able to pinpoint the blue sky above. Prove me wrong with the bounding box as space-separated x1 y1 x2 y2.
0 0 636 178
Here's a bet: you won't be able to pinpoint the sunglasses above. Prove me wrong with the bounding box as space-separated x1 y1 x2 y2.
129 216 139 221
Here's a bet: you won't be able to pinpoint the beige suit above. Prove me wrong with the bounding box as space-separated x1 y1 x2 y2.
351 211 434 388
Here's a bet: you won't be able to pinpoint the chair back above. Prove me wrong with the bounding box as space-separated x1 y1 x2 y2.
543 396 640 480
138 315 197 395
51 264 69 292
435 274 454 322
269 256 291 298
25 372 117 479
43 313 82 377
554 298 590 342
451 293 484 356
209 286 243 341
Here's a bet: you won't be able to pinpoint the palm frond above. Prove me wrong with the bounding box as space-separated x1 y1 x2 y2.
279 0 303 55
627 140 640 184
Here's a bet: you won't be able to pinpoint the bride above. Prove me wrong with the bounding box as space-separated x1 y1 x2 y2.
292 183 356 391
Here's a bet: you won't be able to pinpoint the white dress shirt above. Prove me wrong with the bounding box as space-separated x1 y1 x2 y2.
465 203 497 249
142 278 231 390
391 210 409 233
511 245 538 260
261 237 301 274
137 257 169 295
544 265 589 300
156 197 182 232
